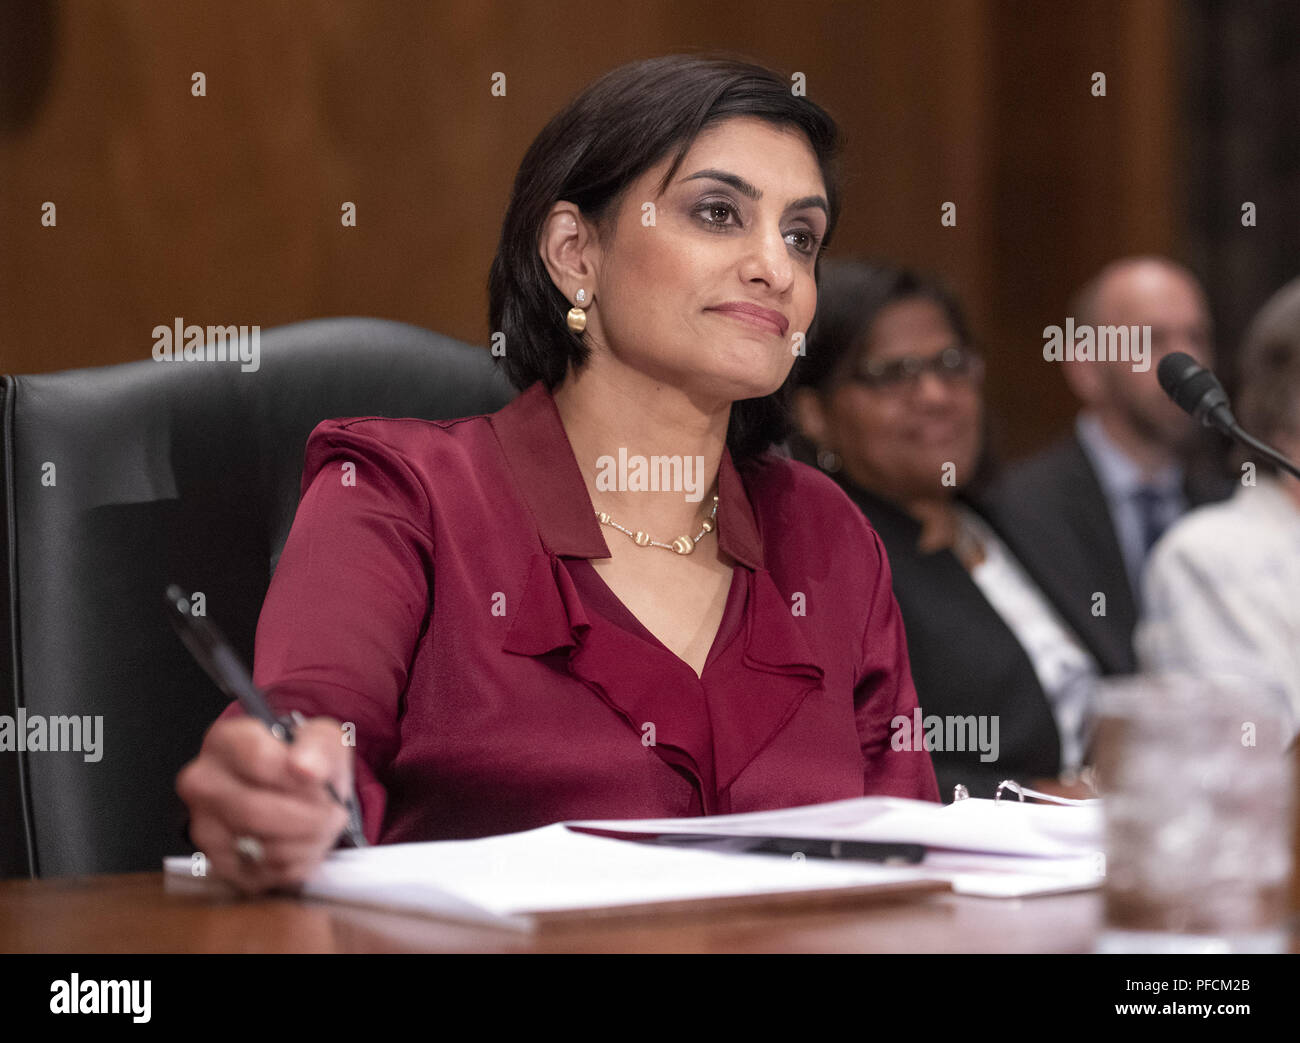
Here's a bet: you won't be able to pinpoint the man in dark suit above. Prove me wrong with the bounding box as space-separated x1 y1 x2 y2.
984 256 1230 676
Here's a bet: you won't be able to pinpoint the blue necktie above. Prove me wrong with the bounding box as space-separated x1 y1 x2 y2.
1132 486 1169 555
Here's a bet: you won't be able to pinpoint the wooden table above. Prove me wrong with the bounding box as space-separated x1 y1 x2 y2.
0 871 1104 953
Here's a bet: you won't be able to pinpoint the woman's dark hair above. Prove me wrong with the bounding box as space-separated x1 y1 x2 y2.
793 259 973 391
1236 275 1300 475
488 53 843 462
790 258 999 489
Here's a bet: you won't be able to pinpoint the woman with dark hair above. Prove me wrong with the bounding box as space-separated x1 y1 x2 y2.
792 259 1102 800
178 55 938 894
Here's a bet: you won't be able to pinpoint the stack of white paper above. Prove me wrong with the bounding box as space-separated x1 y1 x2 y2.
165 820 948 930
569 796 1106 899
163 796 1104 930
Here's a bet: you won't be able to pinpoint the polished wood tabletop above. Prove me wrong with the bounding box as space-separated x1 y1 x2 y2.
0 871 1105 953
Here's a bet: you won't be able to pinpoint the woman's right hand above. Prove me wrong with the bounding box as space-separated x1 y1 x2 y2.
176 715 357 894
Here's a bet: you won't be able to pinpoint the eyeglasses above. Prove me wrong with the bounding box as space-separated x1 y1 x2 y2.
850 345 984 392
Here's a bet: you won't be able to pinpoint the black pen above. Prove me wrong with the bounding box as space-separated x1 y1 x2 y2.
164 584 367 848
646 834 926 864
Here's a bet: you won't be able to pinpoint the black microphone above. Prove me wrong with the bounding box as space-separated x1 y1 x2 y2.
1156 351 1236 431
1157 351 1300 481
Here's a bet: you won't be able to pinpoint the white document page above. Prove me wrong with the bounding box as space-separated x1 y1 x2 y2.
567 795 1103 859
165 821 948 930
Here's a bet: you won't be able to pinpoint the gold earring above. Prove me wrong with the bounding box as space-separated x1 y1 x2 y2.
566 288 588 333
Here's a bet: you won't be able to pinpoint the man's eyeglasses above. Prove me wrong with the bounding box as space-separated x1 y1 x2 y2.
850 345 984 392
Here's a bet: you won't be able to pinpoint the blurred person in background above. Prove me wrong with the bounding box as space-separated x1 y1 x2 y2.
1138 276 1300 741
984 257 1230 676
792 259 1101 799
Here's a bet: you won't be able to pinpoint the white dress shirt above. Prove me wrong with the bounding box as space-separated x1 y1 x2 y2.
1075 413 1186 598
1137 475 1300 740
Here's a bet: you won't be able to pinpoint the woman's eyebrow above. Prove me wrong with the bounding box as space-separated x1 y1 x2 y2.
680 168 828 216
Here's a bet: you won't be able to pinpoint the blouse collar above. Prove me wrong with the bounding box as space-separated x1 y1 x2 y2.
488 380 765 570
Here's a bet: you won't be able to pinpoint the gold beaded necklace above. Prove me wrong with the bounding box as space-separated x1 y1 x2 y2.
595 495 719 556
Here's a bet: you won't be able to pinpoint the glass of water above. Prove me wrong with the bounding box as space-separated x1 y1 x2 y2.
1093 672 1295 954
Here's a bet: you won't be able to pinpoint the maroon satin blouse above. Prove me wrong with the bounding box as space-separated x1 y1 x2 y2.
219 380 939 843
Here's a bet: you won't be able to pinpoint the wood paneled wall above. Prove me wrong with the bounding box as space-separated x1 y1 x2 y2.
0 0 1179 459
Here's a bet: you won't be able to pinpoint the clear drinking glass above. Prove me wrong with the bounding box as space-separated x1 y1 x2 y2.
1093 672 1295 953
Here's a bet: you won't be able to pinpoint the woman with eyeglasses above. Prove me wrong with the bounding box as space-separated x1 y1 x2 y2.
793 260 1100 801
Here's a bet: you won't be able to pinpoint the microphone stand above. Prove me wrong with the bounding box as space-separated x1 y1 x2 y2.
1224 423 1300 482
1203 403 1300 482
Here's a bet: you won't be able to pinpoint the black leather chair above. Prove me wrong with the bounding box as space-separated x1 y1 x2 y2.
0 318 515 878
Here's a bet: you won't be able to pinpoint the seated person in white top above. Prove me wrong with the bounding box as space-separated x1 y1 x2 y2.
1138 275 1300 740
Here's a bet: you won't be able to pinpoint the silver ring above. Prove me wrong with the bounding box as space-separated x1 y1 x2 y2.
234 834 266 865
